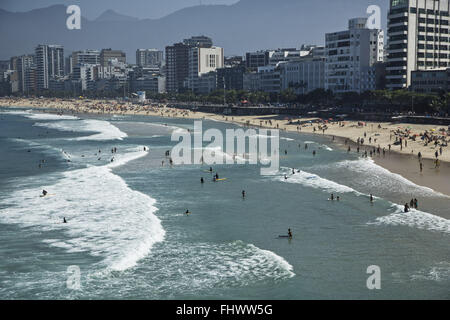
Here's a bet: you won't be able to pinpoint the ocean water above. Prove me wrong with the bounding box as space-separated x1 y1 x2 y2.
0 107 449 299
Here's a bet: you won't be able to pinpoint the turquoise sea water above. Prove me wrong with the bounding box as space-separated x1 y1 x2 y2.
0 107 449 299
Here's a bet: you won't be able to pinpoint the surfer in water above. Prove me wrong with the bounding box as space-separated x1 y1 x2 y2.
42 190 48 197
330 194 334 201
242 190 246 198
185 209 191 215
288 229 293 239
370 194 374 202
200 177 204 184
63 217 67 223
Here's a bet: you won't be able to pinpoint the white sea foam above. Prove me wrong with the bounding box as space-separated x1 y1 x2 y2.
333 159 447 197
410 262 450 282
278 167 359 194
369 204 450 234
0 147 164 271
8 138 73 161
141 240 295 293
277 166 449 234
34 119 127 141
1 110 78 120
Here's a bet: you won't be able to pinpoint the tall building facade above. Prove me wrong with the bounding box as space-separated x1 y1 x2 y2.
165 36 214 93
72 50 100 67
386 0 450 89
186 46 224 93
35 44 64 90
100 49 126 67
136 49 164 68
325 18 384 93
165 43 190 93
183 35 213 48
245 51 270 70
14 55 34 93
280 55 326 95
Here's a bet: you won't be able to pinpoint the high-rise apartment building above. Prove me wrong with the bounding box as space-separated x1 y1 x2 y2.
100 49 126 67
136 49 164 68
35 44 64 90
16 55 34 93
165 36 215 93
325 18 384 93
183 35 213 48
72 50 101 67
165 43 191 93
386 0 450 89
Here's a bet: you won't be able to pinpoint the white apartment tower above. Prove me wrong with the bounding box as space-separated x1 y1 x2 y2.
325 18 384 93
187 46 224 93
386 0 450 89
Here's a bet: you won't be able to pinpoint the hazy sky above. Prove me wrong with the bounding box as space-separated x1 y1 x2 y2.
0 0 240 20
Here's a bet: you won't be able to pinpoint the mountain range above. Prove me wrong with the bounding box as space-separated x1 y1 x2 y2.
0 0 389 62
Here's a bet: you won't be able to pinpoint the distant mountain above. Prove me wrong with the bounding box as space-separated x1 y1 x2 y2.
95 9 139 22
0 0 389 62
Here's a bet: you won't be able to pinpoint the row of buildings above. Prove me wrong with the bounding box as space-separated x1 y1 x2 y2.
1 0 450 97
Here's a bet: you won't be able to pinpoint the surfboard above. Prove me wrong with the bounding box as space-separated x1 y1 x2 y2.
278 235 292 238
215 178 227 181
40 194 55 197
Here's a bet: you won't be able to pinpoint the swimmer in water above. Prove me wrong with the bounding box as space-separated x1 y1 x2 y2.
288 228 293 239
242 190 246 198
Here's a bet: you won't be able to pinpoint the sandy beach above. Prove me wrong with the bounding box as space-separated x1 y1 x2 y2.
2 97 449 195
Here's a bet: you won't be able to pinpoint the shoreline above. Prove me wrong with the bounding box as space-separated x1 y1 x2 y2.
1 98 449 196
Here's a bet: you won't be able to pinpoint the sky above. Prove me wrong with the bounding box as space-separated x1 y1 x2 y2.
0 0 240 20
